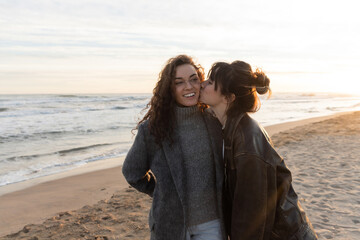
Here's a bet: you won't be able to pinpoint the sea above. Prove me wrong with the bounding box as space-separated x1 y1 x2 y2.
0 93 359 187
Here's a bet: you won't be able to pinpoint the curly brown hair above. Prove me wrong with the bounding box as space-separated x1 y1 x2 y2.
137 55 205 144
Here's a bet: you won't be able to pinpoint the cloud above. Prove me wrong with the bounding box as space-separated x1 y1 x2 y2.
0 0 359 94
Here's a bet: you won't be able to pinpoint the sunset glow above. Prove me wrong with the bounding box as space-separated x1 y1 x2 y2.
0 0 359 95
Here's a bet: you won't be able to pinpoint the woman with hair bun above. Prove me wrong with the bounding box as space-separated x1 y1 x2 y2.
123 55 226 240
200 60 318 240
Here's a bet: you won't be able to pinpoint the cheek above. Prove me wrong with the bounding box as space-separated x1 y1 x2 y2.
194 83 201 92
175 88 182 98
206 86 214 95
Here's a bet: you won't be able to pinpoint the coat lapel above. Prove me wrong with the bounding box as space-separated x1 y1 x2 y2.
162 131 188 208
203 113 224 182
203 113 228 238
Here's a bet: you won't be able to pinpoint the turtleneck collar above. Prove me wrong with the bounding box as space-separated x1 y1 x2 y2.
175 105 200 122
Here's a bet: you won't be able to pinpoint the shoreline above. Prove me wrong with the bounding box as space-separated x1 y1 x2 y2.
0 110 355 197
0 110 358 237
0 156 126 197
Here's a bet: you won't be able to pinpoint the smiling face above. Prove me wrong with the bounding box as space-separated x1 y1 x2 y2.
172 64 201 107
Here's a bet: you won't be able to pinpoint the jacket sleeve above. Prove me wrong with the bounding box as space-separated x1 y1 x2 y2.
122 124 155 197
231 154 275 240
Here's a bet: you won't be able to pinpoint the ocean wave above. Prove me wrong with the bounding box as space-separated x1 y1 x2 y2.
0 148 129 186
0 123 134 142
307 110 319 113
298 92 354 98
111 106 127 110
352 102 360 108
0 108 9 112
0 129 97 143
84 150 128 163
107 124 134 130
326 106 342 111
0 130 67 140
57 95 93 98
121 96 150 101
42 161 81 170
58 95 79 98
5 154 44 162
57 143 114 155
4 142 120 162
269 99 318 104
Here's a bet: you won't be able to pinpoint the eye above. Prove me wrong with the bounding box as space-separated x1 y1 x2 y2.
175 81 184 85
191 78 200 83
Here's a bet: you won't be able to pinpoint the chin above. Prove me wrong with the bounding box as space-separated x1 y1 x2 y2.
188 102 198 107
184 100 198 107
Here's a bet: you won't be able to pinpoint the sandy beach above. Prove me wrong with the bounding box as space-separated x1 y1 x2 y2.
0 111 359 239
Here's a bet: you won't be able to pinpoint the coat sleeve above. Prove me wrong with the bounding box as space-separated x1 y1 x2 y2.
122 124 155 197
230 154 275 240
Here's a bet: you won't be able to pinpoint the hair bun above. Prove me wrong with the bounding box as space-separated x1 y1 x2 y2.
256 86 269 94
254 71 270 95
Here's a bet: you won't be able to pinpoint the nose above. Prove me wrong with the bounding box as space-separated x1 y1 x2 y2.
184 81 193 89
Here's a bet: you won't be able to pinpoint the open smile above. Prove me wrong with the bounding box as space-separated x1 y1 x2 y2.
183 93 196 98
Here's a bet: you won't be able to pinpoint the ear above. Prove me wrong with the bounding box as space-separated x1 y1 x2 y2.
225 93 235 103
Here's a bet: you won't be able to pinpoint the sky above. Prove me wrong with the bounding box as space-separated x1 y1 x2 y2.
0 0 359 95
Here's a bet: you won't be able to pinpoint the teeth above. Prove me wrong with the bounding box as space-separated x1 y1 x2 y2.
184 93 195 97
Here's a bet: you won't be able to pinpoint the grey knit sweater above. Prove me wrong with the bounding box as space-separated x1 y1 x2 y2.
175 106 218 227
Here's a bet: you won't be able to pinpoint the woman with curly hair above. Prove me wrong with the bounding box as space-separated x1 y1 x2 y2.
122 55 226 240
200 60 318 240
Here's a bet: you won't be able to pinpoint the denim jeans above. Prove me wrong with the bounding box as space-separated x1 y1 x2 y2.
186 219 223 240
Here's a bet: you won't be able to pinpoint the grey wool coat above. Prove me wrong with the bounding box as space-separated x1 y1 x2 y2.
122 111 226 240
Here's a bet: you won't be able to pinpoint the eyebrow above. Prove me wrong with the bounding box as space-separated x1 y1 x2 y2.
175 73 197 80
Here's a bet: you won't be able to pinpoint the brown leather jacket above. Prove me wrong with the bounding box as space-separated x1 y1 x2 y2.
223 113 318 240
